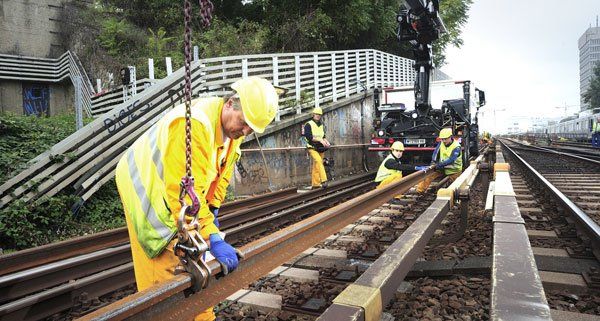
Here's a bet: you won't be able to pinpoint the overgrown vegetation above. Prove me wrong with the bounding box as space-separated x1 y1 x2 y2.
0 114 124 251
0 113 77 184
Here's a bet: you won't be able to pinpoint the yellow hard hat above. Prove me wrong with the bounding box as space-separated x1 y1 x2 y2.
231 77 279 133
439 128 453 139
312 107 323 115
391 141 404 151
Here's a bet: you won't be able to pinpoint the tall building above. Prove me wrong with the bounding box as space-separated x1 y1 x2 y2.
579 25 600 111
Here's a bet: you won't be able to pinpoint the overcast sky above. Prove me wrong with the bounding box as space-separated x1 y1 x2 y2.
443 0 600 133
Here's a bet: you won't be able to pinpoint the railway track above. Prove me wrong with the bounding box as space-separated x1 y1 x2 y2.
9 142 600 321
0 173 375 321
542 145 600 162
497 139 600 320
72 150 486 321
505 139 600 227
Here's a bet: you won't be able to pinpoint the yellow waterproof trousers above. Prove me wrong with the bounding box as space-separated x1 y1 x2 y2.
308 148 327 187
376 172 404 199
416 170 461 194
124 207 215 321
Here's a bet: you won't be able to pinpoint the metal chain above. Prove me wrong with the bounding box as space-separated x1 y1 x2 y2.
184 0 193 177
183 0 213 178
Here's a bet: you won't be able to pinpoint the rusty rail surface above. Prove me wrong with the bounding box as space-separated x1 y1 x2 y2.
0 186 297 276
0 173 374 321
77 170 432 321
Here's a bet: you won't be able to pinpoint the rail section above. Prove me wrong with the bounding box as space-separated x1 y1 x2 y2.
0 186 297 276
79 149 486 321
500 140 600 260
488 145 551 321
0 173 374 321
0 51 95 116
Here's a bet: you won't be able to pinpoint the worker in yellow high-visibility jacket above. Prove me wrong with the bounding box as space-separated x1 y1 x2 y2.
115 77 279 321
417 127 463 193
303 107 330 188
375 141 429 203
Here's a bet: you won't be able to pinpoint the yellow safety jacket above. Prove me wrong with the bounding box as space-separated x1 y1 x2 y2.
375 154 402 182
115 97 243 258
593 120 599 133
305 120 325 149
440 140 463 175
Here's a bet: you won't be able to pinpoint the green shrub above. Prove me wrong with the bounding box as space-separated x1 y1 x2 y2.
0 113 77 185
0 114 124 251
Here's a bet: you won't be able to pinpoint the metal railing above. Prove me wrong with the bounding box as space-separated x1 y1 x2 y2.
90 49 448 117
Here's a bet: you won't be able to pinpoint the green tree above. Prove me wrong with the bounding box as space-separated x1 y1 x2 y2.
87 0 472 70
434 0 473 66
197 18 269 57
584 62 600 110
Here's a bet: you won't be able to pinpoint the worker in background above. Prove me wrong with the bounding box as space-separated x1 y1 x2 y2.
115 77 279 321
303 107 330 189
375 141 429 203
417 127 463 194
593 116 600 148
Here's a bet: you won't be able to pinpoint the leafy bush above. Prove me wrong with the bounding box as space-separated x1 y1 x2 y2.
0 113 77 185
0 114 124 251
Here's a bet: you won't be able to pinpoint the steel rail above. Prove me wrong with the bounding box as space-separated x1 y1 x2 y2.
507 138 600 165
0 263 134 321
77 170 432 321
225 180 376 244
0 245 131 305
500 139 600 259
0 173 374 320
490 146 551 321
220 172 374 227
0 187 297 276
0 228 129 277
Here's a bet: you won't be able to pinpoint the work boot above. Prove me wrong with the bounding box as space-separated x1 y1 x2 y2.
321 181 328 189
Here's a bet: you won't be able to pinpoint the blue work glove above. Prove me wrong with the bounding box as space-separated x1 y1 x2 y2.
415 166 429 172
210 206 220 228
209 234 239 275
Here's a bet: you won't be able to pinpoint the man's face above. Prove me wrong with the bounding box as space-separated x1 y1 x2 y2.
222 99 253 139
392 149 403 158
443 137 452 145
313 114 322 121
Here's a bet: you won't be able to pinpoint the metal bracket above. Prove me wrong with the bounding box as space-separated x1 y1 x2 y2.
431 187 470 245
174 205 211 293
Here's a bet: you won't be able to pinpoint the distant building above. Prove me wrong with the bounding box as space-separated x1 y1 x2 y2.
579 26 600 111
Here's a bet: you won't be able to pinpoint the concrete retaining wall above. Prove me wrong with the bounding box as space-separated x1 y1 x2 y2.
0 0 66 58
234 91 384 195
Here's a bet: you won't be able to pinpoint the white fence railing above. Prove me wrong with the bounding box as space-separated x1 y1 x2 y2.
0 51 96 116
89 49 448 117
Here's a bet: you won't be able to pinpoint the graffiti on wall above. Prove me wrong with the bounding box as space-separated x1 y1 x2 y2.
22 84 50 116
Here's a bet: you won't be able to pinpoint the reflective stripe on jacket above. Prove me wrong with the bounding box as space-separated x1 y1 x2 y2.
115 97 243 258
440 140 463 175
375 153 402 182
305 120 324 148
